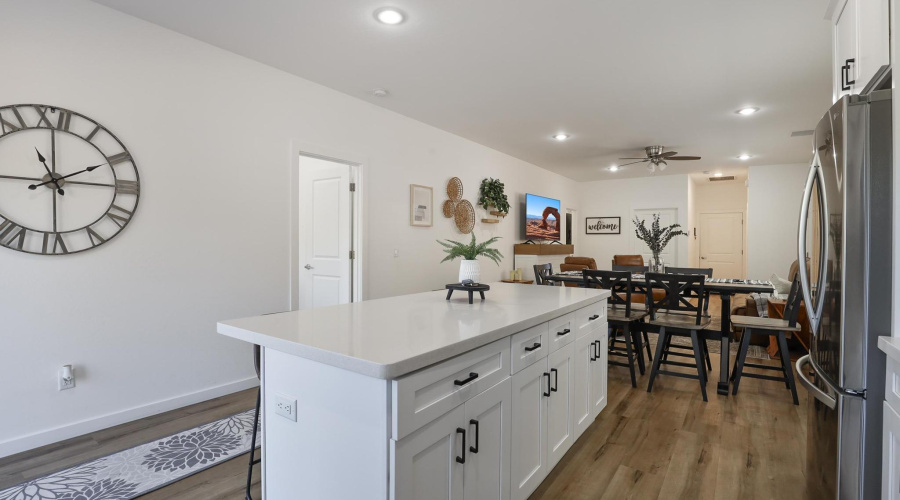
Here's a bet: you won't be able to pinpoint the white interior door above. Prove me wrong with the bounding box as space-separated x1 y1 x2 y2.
699 212 743 278
631 208 678 265
299 155 351 309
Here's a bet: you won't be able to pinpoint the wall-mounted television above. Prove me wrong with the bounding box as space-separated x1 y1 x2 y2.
525 193 561 240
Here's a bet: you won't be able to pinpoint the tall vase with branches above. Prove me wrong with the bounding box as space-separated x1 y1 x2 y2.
632 214 688 272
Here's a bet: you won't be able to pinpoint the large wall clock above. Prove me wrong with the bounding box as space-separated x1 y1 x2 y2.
0 104 140 255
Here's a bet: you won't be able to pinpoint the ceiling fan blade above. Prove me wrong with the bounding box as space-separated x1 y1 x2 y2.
617 159 649 167
618 157 649 160
659 151 678 157
667 156 701 160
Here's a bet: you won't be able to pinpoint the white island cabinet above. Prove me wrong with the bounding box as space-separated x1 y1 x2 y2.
218 283 609 500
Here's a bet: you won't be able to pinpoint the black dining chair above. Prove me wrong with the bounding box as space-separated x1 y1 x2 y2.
584 269 647 387
533 263 558 286
661 267 714 371
730 275 802 404
645 272 712 401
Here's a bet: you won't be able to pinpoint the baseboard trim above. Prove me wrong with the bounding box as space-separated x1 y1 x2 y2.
0 377 260 459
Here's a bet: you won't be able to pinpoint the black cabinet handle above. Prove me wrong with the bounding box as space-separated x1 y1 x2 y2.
590 341 597 361
846 58 856 86
551 368 558 392
454 372 479 386
589 314 600 321
524 342 541 352
456 428 466 464
469 419 479 454
841 58 856 91
595 340 602 359
557 328 571 336
543 372 551 397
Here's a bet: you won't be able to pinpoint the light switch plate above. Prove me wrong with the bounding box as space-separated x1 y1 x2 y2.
273 393 297 422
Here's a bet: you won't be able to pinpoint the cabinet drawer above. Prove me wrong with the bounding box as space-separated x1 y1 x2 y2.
392 338 510 440
510 322 550 374
575 302 607 338
886 358 900 413
548 312 576 353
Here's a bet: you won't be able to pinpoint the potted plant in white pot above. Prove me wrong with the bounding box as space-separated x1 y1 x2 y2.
437 234 504 283
633 213 688 273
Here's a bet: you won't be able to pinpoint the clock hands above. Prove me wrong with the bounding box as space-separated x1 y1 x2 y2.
28 165 103 190
34 147 64 195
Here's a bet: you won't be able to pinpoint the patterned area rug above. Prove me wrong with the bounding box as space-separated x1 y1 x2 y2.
0 409 258 500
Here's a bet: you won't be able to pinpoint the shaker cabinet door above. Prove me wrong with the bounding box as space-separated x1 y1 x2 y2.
883 401 900 500
590 328 608 420
463 378 511 500
392 405 465 500
509 360 549 500
546 342 575 469
572 332 595 439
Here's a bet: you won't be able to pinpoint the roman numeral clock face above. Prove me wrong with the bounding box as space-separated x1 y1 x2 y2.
0 104 140 255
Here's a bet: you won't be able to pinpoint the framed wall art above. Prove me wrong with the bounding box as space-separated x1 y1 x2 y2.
410 184 433 227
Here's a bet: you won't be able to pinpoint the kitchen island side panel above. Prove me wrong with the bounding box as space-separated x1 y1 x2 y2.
263 348 391 499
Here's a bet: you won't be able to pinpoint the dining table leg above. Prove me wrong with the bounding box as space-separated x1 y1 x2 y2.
717 292 733 396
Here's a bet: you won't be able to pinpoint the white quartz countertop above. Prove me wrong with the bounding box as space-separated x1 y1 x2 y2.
218 282 609 379
879 336 900 363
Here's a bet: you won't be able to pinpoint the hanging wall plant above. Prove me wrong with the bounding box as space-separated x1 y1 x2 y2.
478 178 510 218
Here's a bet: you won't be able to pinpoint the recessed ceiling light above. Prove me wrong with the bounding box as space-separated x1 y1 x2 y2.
371 88 389 97
553 133 569 141
714 172 723 177
736 107 760 116
374 7 405 25
607 165 620 172
737 154 752 160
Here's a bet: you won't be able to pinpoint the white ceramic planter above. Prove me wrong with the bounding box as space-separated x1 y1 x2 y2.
458 259 481 283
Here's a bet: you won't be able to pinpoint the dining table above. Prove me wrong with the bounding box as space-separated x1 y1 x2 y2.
549 271 775 396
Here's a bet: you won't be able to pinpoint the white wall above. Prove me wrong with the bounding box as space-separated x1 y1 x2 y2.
0 1 578 456
746 163 809 279
576 175 690 269
689 178 749 276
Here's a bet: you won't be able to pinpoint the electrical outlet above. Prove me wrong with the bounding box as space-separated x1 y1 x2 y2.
273 393 297 422
59 365 75 391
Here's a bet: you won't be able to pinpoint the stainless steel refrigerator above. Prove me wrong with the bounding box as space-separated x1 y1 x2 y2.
796 85 892 500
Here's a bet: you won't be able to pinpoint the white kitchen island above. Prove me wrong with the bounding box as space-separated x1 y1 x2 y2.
218 282 609 500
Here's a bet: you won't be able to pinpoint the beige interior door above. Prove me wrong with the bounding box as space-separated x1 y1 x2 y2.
298 155 352 309
699 212 743 278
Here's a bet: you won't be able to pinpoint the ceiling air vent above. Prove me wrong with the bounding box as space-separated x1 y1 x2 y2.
709 176 735 182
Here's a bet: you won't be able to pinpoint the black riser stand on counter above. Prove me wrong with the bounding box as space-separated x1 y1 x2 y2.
445 283 490 304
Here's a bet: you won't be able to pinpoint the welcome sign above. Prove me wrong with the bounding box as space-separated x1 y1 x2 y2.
586 217 620 235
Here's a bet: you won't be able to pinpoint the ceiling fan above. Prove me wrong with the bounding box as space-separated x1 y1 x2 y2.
618 146 701 173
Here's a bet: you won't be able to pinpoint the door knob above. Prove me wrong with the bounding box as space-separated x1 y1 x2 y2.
700 256 706 260
304 264 314 270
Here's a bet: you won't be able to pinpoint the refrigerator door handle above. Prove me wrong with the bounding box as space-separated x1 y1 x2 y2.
796 354 837 409
796 162 829 333
797 164 817 325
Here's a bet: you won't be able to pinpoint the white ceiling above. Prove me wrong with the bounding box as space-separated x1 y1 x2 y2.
91 0 832 181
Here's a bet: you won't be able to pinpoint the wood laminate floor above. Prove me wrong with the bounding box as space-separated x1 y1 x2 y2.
529 350 808 500
2 350 806 500
0 388 261 499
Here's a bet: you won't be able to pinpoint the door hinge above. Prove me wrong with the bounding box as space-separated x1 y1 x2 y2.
349 182 356 192
349 250 355 259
